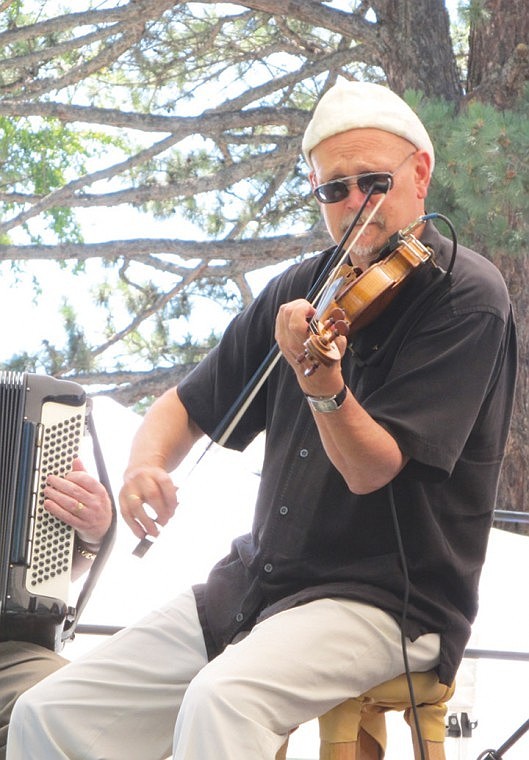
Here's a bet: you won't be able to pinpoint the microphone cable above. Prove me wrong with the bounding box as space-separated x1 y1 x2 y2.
388 480 428 760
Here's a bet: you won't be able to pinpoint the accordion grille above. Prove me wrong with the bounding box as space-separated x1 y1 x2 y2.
28 404 85 591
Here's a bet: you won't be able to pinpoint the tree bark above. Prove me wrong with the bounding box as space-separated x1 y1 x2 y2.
491 249 529 531
370 0 462 99
467 0 529 107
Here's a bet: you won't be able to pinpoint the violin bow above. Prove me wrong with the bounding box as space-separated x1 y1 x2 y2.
132 178 392 557
208 178 392 449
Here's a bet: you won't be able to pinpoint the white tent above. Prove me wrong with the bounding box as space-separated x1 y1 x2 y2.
70 397 529 759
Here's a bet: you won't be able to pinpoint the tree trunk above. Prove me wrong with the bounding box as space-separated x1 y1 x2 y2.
490 250 529 532
467 0 529 107
463 0 529 529
371 0 462 99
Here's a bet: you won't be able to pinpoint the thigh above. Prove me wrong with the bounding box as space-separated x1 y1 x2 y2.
188 597 440 734
8 589 208 760
0 641 67 758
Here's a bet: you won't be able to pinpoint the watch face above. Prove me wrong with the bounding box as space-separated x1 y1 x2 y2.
308 396 338 413
306 386 347 413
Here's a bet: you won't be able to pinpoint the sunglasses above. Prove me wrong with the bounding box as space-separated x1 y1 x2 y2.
313 152 416 204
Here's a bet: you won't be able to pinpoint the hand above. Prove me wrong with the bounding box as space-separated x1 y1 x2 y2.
119 466 178 540
43 458 112 546
275 298 346 396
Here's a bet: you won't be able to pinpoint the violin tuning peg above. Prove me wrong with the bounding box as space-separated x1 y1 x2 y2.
296 350 308 365
304 362 319 377
333 320 349 337
329 307 347 323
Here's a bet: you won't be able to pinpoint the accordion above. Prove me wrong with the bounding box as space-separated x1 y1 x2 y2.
0 371 115 651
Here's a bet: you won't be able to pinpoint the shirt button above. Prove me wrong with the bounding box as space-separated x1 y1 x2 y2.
299 448 309 458
264 563 273 573
235 612 244 623
279 505 289 516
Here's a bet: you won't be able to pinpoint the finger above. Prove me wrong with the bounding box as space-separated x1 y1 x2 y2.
121 497 160 540
43 494 85 527
121 470 177 517
120 474 177 538
43 478 80 511
44 476 110 532
48 468 109 511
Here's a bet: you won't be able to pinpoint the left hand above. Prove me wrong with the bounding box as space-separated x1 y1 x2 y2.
275 298 346 396
43 458 112 546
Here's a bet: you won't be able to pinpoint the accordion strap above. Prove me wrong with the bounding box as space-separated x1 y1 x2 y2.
61 400 117 643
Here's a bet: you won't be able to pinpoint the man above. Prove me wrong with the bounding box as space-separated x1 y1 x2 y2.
7 80 516 760
1 459 112 760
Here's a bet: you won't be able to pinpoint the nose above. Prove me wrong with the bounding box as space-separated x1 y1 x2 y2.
344 182 371 210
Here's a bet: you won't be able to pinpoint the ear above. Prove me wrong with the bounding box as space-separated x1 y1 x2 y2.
414 150 432 200
308 170 318 191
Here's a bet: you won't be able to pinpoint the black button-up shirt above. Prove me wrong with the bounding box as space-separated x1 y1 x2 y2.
178 223 517 685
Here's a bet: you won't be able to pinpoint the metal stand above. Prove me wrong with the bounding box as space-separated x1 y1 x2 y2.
476 718 529 759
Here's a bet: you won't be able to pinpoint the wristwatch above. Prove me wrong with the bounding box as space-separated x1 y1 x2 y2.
75 539 99 560
305 385 348 413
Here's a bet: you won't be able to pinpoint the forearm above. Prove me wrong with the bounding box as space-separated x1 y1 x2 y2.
276 298 407 493
71 537 101 581
120 387 204 538
125 387 203 475
306 386 407 493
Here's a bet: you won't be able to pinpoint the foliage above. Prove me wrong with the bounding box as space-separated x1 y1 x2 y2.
416 88 529 254
0 0 527 408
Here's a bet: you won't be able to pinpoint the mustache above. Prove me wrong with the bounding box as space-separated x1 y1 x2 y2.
340 213 385 238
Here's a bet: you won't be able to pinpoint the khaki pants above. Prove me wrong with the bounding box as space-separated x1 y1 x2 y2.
8 589 440 760
0 640 66 760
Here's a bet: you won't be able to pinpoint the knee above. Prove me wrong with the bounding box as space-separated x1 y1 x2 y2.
182 664 278 729
10 686 35 728
10 675 54 732
7 688 31 752
184 667 237 711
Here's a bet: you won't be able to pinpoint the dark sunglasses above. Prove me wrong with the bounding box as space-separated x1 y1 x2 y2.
313 152 416 204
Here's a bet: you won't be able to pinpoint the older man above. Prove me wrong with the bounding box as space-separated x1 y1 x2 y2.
7 80 516 760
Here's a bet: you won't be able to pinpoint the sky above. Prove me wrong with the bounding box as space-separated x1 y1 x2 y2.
0 0 465 370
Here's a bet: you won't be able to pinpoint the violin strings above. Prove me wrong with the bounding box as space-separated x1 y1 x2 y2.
221 193 385 439
308 194 388 332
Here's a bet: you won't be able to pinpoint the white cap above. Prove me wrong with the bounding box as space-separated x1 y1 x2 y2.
302 79 435 172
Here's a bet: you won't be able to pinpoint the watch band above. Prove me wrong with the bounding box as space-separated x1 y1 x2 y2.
75 540 99 561
305 384 348 413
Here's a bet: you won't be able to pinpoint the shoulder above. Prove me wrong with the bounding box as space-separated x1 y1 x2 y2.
424 223 512 320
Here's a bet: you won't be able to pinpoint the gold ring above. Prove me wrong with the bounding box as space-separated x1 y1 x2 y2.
76 501 85 512
128 494 142 503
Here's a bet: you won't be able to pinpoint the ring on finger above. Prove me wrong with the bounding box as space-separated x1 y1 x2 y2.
76 501 85 512
128 493 142 503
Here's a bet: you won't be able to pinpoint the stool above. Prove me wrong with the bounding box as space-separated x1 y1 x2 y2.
276 671 455 759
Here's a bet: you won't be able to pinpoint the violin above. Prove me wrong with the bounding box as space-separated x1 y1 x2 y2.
298 231 434 376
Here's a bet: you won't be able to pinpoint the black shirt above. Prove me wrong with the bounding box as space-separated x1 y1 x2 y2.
178 222 517 685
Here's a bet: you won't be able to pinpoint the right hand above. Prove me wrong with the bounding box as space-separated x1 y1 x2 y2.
119 466 178 540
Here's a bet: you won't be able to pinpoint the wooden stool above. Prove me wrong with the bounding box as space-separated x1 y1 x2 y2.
276 671 455 760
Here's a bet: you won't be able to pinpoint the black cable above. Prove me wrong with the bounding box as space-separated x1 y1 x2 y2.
388 481 427 760
421 212 458 275
382 212 459 757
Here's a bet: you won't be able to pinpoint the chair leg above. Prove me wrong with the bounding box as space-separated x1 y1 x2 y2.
357 728 383 759
410 728 446 760
320 739 358 759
